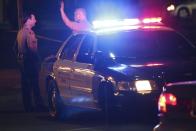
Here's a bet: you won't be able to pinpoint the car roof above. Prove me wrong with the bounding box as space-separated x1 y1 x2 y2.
166 80 196 87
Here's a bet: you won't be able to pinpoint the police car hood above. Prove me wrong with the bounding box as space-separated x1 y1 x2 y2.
106 57 196 82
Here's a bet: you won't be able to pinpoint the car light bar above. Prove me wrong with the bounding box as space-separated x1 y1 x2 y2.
92 17 162 29
92 19 140 29
95 25 140 34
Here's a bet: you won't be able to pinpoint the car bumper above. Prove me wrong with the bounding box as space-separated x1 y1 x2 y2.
114 91 159 109
154 111 196 131
154 119 196 131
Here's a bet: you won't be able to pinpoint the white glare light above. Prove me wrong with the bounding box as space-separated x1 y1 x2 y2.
109 52 115 59
92 17 162 33
123 19 140 25
108 64 127 71
93 20 120 29
167 4 175 11
92 19 140 29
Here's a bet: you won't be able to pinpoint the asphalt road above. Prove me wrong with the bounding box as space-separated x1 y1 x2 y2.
0 69 157 131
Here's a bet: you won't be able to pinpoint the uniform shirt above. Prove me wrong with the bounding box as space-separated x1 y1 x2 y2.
17 26 38 55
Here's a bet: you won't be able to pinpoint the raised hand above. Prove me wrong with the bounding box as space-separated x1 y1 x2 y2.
60 1 64 11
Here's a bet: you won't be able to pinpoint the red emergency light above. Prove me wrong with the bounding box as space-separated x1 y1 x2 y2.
142 17 162 24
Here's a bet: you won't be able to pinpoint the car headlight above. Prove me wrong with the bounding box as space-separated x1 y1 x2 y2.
134 80 155 94
116 80 156 93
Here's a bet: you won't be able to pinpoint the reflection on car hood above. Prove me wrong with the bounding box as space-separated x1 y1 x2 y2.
106 57 196 82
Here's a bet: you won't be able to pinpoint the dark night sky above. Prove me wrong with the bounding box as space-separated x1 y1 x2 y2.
0 0 167 68
22 0 163 23
2 0 171 31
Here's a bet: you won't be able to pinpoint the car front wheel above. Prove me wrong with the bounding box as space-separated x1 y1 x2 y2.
178 8 190 18
48 80 66 120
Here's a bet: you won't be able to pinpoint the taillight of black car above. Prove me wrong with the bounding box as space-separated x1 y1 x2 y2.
158 93 177 113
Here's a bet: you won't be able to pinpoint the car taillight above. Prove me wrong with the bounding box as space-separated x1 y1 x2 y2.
158 93 177 112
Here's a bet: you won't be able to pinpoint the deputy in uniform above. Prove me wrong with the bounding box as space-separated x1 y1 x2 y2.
60 1 91 32
17 13 43 112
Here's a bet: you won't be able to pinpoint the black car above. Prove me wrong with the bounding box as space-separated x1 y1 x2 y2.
162 0 196 20
154 80 196 131
40 18 196 119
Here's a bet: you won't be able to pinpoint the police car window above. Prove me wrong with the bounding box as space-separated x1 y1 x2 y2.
157 31 195 57
97 31 159 58
76 35 94 63
60 35 83 60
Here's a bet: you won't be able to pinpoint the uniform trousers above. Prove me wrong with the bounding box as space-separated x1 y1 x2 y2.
18 53 43 112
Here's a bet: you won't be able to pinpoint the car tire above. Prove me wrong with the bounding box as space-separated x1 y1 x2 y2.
177 8 190 19
47 80 66 120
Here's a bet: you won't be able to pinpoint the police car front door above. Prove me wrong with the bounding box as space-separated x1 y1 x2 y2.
54 34 84 101
69 35 96 108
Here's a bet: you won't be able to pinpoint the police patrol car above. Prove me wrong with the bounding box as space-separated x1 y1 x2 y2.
40 17 196 119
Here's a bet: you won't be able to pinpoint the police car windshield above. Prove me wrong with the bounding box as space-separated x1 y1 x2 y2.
97 30 195 59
